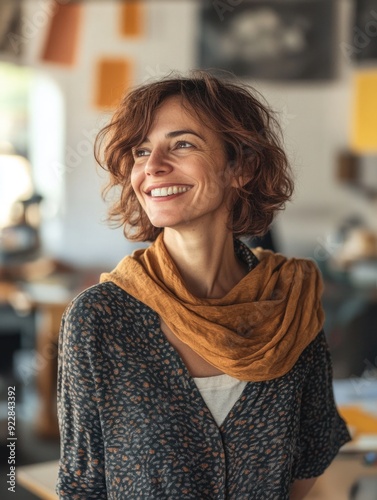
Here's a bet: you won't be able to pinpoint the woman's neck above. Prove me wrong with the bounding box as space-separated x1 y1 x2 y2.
162 228 248 299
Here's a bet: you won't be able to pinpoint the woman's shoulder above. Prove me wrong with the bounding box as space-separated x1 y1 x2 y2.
60 282 155 353
70 280 127 303
294 330 330 379
303 330 328 358
63 281 147 325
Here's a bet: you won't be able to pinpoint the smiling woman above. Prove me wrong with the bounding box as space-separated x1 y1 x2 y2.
56 71 351 500
94 71 293 242
129 96 235 237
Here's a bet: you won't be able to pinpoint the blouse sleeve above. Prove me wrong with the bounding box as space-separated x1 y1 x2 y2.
56 294 107 499
292 330 352 480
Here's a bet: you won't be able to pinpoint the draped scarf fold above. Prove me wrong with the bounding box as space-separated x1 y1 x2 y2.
100 233 325 381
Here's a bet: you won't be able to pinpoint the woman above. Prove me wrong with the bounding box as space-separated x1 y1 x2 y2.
56 72 351 499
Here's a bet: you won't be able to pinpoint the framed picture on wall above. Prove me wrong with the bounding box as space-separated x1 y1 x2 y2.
198 0 337 81
354 0 377 62
0 1 23 62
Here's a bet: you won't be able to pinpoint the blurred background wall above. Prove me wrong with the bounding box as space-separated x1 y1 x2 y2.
1 0 376 268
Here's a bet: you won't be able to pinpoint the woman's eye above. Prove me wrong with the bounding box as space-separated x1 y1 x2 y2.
176 141 193 149
133 148 150 158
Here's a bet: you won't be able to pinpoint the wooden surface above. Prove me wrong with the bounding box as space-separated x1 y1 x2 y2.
17 460 59 500
306 455 377 500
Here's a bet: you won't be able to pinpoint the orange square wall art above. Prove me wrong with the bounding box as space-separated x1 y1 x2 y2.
94 58 133 110
119 1 144 38
41 3 83 65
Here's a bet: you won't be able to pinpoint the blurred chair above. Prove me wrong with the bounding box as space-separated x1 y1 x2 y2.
245 228 278 252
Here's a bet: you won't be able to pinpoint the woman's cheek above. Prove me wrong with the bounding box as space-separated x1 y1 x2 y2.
130 168 141 193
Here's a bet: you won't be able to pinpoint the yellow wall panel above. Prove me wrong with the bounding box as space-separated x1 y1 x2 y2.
351 70 377 153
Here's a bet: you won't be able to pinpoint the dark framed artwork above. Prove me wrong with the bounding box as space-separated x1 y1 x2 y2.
354 0 377 62
199 0 337 81
0 0 23 62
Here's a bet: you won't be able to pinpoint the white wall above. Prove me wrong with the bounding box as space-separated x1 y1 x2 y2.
19 0 377 266
254 0 377 257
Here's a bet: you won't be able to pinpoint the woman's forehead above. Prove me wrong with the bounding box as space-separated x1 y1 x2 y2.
153 96 198 123
146 96 216 139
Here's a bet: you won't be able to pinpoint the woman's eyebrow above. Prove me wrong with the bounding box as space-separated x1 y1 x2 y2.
165 129 205 140
140 129 206 144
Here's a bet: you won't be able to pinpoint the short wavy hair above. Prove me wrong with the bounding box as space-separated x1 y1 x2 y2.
95 70 294 242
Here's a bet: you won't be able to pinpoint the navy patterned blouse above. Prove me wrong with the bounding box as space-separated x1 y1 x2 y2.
56 241 351 499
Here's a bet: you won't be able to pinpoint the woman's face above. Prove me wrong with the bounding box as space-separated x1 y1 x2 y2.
131 96 236 232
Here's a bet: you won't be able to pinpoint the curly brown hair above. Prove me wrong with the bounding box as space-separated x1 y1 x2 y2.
94 70 294 242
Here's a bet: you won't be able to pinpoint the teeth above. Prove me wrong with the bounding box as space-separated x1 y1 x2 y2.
150 186 191 197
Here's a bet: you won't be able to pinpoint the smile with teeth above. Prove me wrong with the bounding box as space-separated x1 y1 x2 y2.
150 186 192 197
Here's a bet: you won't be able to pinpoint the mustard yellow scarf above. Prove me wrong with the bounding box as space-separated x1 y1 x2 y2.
100 233 325 381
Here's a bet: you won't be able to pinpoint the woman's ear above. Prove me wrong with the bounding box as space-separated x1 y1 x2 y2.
230 144 256 189
231 174 252 189
227 157 253 189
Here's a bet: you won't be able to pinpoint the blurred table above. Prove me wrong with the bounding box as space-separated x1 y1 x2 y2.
333 378 377 454
24 274 100 439
17 460 58 500
0 261 102 440
306 454 377 500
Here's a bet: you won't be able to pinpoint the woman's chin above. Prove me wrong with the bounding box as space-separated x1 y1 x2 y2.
149 217 193 230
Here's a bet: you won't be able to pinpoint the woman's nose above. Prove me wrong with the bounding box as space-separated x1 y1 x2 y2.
144 148 172 176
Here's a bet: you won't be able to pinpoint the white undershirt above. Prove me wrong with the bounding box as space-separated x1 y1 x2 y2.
193 374 248 427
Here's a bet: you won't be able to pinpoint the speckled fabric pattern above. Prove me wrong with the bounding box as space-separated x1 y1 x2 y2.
56 240 351 499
